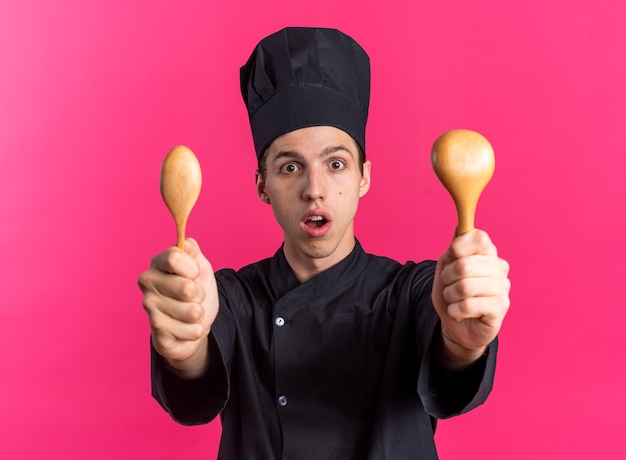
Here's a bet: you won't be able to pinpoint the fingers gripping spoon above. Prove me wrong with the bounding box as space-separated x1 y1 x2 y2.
431 130 495 236
160 145 202 249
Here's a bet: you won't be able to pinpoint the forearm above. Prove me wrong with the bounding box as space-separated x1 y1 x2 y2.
419 326 497 419
151 333 227 425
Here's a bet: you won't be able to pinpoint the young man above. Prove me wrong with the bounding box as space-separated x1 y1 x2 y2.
138 27 511 459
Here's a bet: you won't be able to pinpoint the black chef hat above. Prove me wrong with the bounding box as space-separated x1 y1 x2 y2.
240 27 370 160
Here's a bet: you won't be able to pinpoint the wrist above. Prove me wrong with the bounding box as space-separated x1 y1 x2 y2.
438 327 488 370
166 336 210 379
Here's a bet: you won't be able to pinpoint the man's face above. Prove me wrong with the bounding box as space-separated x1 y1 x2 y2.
256 126 371 272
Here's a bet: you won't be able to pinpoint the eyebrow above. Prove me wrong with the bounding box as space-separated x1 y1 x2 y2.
270 145 355 164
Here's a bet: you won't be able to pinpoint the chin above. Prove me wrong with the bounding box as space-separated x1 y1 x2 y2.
311 235 353 258
304 243 332 259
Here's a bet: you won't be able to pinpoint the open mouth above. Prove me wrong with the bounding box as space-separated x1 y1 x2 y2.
305 215 327 228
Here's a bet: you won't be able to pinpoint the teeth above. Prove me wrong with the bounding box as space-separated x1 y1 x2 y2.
308 215 324 221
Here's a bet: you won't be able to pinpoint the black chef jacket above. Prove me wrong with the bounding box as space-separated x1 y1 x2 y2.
152 240 497 459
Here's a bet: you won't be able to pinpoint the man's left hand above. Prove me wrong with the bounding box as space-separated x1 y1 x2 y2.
432 229 511 364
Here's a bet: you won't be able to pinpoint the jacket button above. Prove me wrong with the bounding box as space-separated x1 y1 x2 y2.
274 316 285 327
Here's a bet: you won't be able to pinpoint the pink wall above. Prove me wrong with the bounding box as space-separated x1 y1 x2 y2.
1 0 624 458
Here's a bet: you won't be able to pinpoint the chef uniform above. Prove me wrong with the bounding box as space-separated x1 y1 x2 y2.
151 27 497 460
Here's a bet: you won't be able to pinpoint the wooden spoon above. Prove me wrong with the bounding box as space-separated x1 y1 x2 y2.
431 129 495 235
160 145 202 249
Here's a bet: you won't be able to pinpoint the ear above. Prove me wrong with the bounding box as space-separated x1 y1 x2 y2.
359 160 372 198
255 170 271 204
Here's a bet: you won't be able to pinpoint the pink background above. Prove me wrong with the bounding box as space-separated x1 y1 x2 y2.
1 0 624 458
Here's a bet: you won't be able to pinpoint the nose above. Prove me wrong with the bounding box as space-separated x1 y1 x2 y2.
302 168 326 201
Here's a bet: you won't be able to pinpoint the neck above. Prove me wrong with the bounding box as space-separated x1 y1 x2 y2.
284 234 356 283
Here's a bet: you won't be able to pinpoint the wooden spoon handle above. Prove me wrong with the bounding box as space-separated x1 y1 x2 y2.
175 217 188 249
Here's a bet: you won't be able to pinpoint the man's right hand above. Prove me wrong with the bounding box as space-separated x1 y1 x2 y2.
138 238 219 379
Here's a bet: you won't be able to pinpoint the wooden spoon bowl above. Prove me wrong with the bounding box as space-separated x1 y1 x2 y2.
160 145 202 248
431 130 495 235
